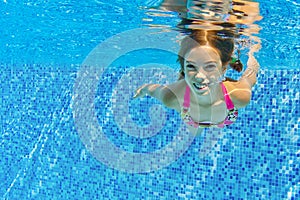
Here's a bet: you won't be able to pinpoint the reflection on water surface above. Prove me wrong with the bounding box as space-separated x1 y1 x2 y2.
144 0 262 38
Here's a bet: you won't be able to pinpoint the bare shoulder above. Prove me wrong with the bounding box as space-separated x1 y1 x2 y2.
161 79 186 111
223 80 253 108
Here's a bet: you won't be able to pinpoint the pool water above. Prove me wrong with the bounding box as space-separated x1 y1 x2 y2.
1 0 299 199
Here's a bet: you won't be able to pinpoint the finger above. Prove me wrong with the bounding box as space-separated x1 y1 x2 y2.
133 92 139 98
133 89 143 98
133 91 139 98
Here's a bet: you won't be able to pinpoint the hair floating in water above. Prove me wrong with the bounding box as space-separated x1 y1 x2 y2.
229 49 243 72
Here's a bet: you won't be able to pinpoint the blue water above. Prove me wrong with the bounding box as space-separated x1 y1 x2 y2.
1 0 299 200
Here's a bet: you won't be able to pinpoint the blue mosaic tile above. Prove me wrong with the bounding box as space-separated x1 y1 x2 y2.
0 64 299 199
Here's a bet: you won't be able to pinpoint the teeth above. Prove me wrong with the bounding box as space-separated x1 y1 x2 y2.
194 83 207 89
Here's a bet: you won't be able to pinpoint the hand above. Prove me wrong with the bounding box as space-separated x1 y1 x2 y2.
249 43 261 54
249 36 261 54
133 84 149 99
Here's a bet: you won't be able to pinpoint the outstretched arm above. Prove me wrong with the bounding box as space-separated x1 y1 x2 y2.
227 38 261 108
133 84 166 100
133 83 180 109
239 39 261 88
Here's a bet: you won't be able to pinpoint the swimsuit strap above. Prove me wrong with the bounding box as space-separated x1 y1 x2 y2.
183 85 191 109
220 82 235 110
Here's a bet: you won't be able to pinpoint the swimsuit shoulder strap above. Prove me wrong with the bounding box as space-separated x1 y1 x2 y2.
183 85 190 109
221 82 235 110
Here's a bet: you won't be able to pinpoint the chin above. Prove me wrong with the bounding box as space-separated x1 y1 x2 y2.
199 91 210 96
193 88 210 96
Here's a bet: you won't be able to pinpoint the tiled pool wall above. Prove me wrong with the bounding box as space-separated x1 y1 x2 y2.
1 64 299 199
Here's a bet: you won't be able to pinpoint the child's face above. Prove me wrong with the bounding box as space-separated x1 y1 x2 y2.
184 45 223 95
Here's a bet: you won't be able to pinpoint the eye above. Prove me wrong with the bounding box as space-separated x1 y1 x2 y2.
186 64 196 70
205 64 217 71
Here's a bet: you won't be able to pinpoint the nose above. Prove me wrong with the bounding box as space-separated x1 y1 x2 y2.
195 70 206 81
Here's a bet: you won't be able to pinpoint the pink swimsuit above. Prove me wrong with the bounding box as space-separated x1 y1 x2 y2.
181 83 238 128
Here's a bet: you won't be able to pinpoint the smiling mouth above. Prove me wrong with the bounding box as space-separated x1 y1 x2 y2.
193 83 208 90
